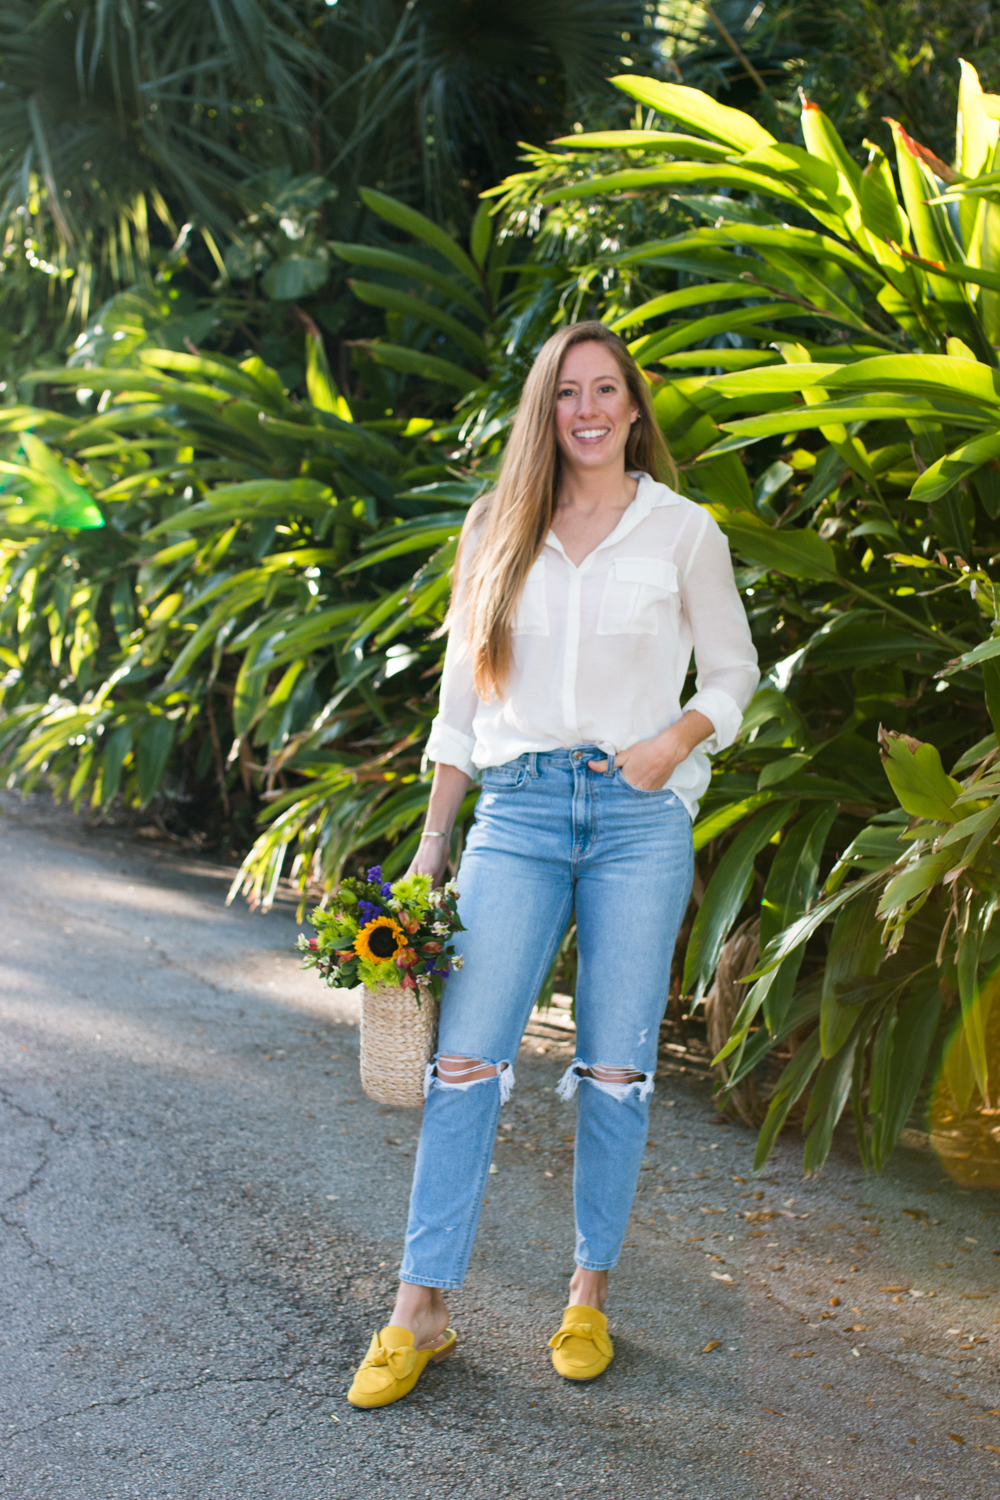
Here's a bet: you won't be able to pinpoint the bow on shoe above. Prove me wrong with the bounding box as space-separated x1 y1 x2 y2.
359 1331 419 1384
549 1322 613 1359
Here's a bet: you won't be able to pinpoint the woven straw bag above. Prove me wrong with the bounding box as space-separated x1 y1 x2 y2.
358 980 439 1107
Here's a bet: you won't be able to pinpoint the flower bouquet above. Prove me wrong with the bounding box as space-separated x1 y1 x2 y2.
298 866 464 1107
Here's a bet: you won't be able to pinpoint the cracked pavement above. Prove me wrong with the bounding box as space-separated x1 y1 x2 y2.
2 793 1000 1499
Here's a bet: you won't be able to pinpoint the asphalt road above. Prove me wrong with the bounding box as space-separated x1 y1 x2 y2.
3 792 1000 1500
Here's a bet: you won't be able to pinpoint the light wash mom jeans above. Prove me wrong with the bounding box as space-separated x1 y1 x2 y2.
400 745 694 1289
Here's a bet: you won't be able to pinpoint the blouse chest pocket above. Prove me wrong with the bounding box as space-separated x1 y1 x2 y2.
596 556 679 636
512 555 549 636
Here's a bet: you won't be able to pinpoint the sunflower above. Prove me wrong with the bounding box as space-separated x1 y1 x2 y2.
354 915 405 964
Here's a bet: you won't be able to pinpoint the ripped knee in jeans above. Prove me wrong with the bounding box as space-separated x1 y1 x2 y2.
555 1058 654 1103
424 1054 515 1103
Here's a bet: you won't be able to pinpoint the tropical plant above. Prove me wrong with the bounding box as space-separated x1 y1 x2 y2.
0 294 477 894
0 0 661 390
476 63 1000 1171
658 1 1000 162
11 46 1000 1176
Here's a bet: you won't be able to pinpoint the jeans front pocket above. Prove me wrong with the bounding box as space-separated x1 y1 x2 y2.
480 760 529 792
614 767 677 799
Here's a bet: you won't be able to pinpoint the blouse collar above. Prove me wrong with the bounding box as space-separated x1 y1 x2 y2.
544 471 682 560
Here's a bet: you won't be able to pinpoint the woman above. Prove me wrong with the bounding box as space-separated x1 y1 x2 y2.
348 320 759 1408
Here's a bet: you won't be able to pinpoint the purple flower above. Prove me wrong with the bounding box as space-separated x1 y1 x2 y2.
380 882 394 899
358 900 384 925
367 865 384 884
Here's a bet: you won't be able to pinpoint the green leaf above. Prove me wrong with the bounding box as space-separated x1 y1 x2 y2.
984 660 1000 741
610 76 775 154
633 304 797 366
469 200 493 269
821 352 1000 407
329 242 486 320
692 451 754 511
880 731 963 822
869 982 943 1170
551 129 735 159
717 393 994 444
759 803 840 1033
819 889 883 1057
539 163 828 213
858 146 908 244
610 282 768 334
877 855 952 918
692 793 780 851
356 341 481 394
713 509 837 581
12 435 104 530
753 1032 823 1172
233 653 270 739
683 801 797 999
135 717 175 806
303 321 352 421
761 801 839 943
348 280 488 363
261 254 330 300
101 724 132 807
910 431 1000 504
803 1033 864 1175
360 188 482 286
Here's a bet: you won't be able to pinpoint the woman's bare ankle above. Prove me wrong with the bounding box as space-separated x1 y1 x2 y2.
568 1268 608 1314
390 1281 450 1349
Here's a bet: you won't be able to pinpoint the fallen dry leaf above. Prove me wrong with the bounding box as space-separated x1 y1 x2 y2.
829 1296 841 1307
791 1351 815 1359
881 1285 909 1292
762 1408 783 1416
961 1291 993 1300
902 1208 929 1221
948 1434 965 1444
702 1341 722 1353
984 1446 1000 1454
711 1271 735 1283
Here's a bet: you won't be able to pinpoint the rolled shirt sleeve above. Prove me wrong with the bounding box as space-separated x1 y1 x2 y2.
680 512 760 753
425 625 479 779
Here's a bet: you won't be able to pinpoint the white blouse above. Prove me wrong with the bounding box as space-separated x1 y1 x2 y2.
425 472 759 817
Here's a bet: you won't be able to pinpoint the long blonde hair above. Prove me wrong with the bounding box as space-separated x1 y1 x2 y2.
451 320 675 700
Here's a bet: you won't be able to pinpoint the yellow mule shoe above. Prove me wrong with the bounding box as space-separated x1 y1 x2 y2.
549 1304 613 1381
347 1324 457 1409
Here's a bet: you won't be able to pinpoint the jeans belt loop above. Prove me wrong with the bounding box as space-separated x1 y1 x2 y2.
528 751 538 779
604 749 616 778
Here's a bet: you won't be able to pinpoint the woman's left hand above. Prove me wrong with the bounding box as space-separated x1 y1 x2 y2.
587 711 715 790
